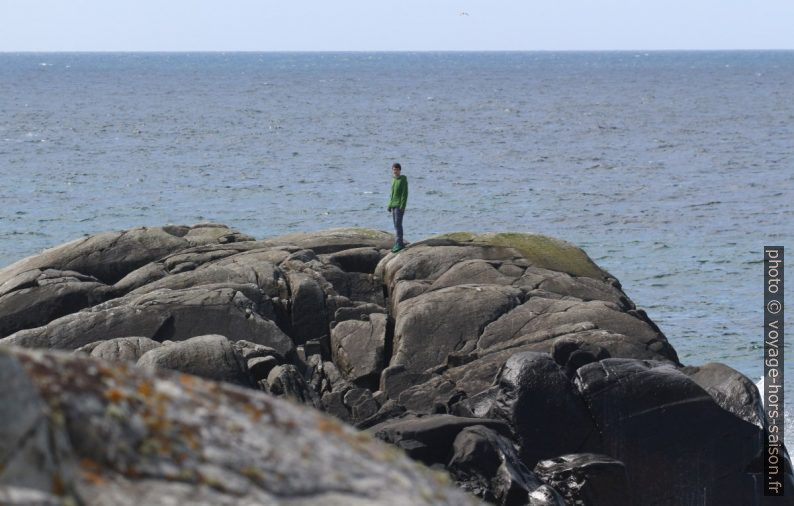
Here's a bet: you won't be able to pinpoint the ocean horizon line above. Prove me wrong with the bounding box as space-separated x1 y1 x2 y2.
3 48 794 54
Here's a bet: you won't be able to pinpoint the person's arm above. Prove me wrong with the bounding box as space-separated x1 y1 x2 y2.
398 178 408 210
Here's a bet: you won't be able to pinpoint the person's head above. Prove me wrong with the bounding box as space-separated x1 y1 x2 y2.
392 162 401 178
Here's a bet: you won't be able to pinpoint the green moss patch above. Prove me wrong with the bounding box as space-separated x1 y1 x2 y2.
433 232 609 280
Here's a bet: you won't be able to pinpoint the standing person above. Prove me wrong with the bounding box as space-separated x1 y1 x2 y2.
387 162 408 252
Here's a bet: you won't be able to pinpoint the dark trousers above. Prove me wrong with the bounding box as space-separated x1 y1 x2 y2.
392 208 405 246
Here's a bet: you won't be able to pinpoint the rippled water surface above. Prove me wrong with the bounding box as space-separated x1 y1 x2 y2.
1 51 792 426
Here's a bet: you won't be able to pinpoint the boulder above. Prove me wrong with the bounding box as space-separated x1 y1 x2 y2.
575 359 763 505
682 362 765 428
0 346 479 506
112 243 289 295
449 425 545 506
286 272 328 345
333 302 387 323
331 314 387 386
514 266 632 309
477 297 677 363
79 336 162 362
137 335 252 387
260 228 394 254
0 269 111 337
266 364 318 407
370 414 511 466
328 247 384 273
533 453 631 506
1 285 294 357
527 485 567 506
0 224 253 286
486 352 596 467
390 284 523 374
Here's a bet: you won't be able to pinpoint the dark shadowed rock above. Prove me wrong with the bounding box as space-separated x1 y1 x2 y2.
287 272 328 345
328 247 384 273
0 346 479 506
0 269 111 337
533 453 631 506
370 414 511 466
575 359 763 505
137 334 253 387
247 356 279 383
487 352 596 467
449 425 545 506
682 362 765 428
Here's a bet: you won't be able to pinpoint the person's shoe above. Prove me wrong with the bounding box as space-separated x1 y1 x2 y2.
393 244 405 252
391 244 399 252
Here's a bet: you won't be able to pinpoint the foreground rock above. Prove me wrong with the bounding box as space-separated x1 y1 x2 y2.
1 225 790 505
0 346 479 505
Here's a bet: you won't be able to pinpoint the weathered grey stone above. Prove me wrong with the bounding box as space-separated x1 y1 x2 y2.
429 260 517 291
321 390 351 423
84 336 162 362
380 364 432 400
1 285 294 358
331 314 387 385
343 388 380 422
260 228 394 254
0 346 479 506
266 364 317 407
388 280 431 312
0 224 253 287
391 285 523 374
477 297 677 363
137 335 252 387
232 340 282 361
0 269 111 337
333 303 387 323
514 266 631 309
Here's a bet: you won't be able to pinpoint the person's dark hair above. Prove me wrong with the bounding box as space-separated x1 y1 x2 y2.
392 163 401 170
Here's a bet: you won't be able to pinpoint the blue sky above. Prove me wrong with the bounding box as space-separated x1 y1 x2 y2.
1 0 793 51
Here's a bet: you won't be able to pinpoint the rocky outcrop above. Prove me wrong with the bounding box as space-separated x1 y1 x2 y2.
0 225 788 505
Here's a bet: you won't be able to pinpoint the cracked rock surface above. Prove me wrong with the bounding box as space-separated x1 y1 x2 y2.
0 225 790 505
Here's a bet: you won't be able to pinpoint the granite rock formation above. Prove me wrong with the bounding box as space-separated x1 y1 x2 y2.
0 225 790 506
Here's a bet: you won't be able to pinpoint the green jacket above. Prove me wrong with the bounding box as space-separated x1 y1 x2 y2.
388 175 408 210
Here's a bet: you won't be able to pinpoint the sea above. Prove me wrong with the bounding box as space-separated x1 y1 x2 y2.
1 51 792 433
